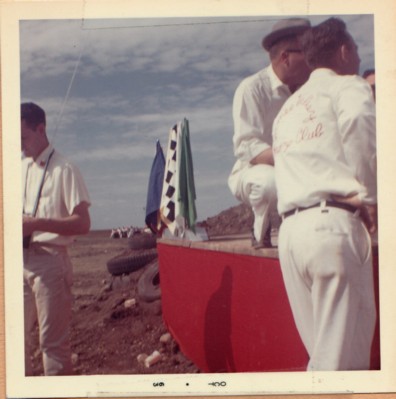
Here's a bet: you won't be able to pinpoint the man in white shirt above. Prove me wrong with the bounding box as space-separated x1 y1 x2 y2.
22 102 91 375
228 18 311 248
272 18 377 370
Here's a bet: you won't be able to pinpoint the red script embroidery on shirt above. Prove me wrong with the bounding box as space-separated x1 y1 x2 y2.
274 93 325 155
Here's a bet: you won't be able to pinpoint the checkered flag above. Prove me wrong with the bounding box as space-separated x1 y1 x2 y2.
159 125 180 234
159 119 197 237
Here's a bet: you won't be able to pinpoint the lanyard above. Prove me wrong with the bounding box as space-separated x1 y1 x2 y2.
23 149 55 217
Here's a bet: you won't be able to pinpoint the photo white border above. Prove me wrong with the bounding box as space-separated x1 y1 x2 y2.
1 0 396 397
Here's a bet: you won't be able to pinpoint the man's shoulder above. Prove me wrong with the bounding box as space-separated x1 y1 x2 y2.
315 70 367 89
51 149 79 172
52 149 69 164
330 73 373 101
237 66 272 94
340 73 369 87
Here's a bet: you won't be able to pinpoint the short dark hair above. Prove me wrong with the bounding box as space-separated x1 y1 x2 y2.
301 17 352 69
21 102 46 129
363 69 375 78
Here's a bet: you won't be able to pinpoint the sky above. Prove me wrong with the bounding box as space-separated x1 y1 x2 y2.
19 14 375 230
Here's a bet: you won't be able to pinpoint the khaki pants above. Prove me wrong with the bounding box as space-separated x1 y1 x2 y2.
279 206 376 370
23 244 73 376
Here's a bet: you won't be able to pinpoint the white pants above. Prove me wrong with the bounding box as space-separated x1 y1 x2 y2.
24 246 73 376
278 206 376 370
234 164 277 241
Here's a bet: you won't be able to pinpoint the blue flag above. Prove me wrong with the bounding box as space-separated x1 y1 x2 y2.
145 140 165 233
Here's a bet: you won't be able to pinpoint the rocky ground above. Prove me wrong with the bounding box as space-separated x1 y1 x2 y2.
28 204 253 375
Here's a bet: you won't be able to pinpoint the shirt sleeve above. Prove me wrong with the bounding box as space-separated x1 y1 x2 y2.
232 79 271 163
61 162 91 215
335 76 377 204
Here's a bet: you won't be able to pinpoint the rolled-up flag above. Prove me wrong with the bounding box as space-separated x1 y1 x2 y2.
178 118 197 232
145 140 165 233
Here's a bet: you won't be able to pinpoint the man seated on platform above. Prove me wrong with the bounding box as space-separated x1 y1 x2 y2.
228 18 311 248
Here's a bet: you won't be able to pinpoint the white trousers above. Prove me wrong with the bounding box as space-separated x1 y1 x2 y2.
24 246 73 376
278 206 376 370
235 164 277 241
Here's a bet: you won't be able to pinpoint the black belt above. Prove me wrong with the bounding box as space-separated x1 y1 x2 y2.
283 200 359 220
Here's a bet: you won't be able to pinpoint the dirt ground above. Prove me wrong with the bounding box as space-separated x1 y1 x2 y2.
29 204 253 375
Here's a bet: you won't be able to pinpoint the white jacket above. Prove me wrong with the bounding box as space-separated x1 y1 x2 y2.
273 68 376 214
228 64 291 200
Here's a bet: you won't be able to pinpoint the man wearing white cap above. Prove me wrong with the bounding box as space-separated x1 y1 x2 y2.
228 18 311 248
273 18 377 370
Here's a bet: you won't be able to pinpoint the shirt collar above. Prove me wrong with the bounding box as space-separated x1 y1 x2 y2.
268 64 291 95
34 143 54 167
310 68 338 80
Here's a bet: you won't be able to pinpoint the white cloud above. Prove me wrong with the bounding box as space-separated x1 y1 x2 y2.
20 17 271 81
19 15 375 229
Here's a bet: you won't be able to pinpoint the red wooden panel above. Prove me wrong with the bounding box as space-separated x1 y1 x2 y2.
158 243 380 372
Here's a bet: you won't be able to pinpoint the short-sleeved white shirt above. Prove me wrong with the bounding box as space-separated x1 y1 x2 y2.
228 64 291 197
22 144 91 246
272 68 376 215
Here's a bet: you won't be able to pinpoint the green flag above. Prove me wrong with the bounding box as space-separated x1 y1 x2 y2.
178 118 197 232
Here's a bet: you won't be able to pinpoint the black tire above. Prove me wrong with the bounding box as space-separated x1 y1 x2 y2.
128 233 157 250
138 259 161 302
106 249 158 276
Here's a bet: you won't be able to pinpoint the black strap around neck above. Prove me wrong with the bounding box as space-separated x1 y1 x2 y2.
23 149 55 217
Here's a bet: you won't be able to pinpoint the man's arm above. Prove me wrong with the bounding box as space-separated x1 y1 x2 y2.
332 194 377 233
337 77 377 203
23 201 91 237
250 147 274 166
232 78 272 164
333 77 377 233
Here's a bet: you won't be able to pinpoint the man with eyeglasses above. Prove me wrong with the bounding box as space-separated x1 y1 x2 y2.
228 18 311 248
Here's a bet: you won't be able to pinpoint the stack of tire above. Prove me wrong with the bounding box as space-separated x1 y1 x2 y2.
106 231 161 302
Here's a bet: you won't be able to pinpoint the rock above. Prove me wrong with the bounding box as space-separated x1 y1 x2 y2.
159 332 171 344
102 283 112 293
124 298 136 308
137 353 148 364
71 353 79 365
144 350 162 368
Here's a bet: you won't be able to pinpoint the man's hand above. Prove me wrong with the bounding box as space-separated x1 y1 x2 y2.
331 193 362 208
23 215 39 237
250 148 274 166
360 204 378 234
331 194 377 234
22 202 91 238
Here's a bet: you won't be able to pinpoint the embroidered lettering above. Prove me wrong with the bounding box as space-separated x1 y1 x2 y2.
296 122 324 142
296 94 317 122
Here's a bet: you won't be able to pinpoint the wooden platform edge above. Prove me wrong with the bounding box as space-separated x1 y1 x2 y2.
158 233 279 259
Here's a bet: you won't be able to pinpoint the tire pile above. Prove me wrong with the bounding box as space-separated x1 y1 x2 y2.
106 231 161 302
